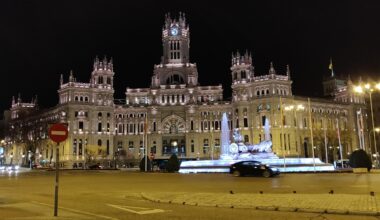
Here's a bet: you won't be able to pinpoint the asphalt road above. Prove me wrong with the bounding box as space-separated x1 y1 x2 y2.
0 170 380 220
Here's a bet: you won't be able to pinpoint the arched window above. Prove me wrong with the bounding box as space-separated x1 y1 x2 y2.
241 71 246 79
75 96 78 101
98 139 102 146
80 96 83 102
98 123 102 132
107 77 111 84
166 74 184 85
85 97 88 102
256 91 260 96
98 77 103 84
98 112 102 117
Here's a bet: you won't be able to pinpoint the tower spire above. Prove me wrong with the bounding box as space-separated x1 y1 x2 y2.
269 62 276 75
69 70 74 82
17 93 21 103
286 64 291 79
60 74 63 85
12 96 15 105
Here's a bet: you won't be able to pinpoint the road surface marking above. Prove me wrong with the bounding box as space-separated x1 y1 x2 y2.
107 204 168 215
32 201 119 220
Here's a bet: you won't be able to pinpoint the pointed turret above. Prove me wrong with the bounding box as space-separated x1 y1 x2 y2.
286 64 291 79
69 70 74 82
17 93 21 103
60 74 63 85
12 96 15 105
269 62 276 75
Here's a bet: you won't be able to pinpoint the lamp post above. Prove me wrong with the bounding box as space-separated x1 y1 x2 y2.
353 82 380 157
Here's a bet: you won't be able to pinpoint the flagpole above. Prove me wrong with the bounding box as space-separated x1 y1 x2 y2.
324 117 328 163
308 98 316 172
144 115 148 172
280 97 286 170
336 118 343 162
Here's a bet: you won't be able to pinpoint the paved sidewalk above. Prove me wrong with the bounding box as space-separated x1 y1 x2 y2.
142 192 380 216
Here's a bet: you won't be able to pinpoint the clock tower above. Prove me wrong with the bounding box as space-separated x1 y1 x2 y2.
161 12 190 64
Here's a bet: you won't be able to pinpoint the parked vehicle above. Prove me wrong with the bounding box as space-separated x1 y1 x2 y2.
333 159 350 169
88 164 102 170
230 161 280 177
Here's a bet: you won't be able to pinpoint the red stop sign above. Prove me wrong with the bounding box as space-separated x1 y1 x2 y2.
49 123 68 143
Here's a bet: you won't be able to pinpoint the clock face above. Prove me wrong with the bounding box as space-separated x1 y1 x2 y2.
171 27 178 36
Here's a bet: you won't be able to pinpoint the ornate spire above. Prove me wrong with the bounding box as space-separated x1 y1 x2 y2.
12 96 15 105
286 64 291 79
69 70 74 82
60 74 63 85
269 62 276 75
17 93 21 103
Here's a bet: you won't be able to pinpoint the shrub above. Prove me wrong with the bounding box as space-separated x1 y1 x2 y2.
139 156 151 171
166 154 180 173
349 149 372 171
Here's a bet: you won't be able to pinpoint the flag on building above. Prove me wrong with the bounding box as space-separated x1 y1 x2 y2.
329 58 334 77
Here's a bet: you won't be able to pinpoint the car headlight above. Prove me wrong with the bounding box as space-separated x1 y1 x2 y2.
270 167 279 172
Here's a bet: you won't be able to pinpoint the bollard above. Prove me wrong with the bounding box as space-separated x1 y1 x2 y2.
293 191 297 194
329 190 334 194
370 191 375 196
259 191 263 194
230 190 234 194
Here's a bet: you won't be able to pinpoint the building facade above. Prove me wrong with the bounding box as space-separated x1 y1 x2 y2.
2 13 369 168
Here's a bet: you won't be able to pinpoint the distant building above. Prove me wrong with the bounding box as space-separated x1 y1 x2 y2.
2 13 369 168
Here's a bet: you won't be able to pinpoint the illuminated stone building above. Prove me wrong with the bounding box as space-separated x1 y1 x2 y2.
3 13 369 168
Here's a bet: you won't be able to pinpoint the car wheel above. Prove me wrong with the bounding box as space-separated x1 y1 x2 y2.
262 170 271 178
232 170 241 177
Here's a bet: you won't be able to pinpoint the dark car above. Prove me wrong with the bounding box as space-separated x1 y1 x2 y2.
88 164 102 170
230 161 280 177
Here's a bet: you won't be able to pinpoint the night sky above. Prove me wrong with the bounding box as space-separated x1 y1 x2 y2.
1 1 380 115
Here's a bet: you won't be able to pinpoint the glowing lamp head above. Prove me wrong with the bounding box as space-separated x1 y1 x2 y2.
354 85 363 94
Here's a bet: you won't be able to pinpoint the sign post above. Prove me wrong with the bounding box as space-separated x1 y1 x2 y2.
48 123 68 217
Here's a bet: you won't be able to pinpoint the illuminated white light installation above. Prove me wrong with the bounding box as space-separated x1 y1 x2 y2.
179 112 335 174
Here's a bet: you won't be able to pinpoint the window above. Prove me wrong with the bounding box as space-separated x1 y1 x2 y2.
73 139 77 155
244 135 249 143
98 123 102 132
262 115 266 126
191 140 194 153
190 120 194 130
75 96 79 101
107 77 111 84
79 121 83 130
98 77 103 84
241 71 246 79
153 121 156 132
85 97 88 102
98 112 102 117
243 118 248 127
107 123 110 132
203 139 209 154
128 141 134 149
98 139 102 146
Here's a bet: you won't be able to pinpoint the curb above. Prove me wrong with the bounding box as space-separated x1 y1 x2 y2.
141 193 380 216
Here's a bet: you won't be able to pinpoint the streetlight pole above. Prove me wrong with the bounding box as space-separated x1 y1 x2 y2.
308 98 316 172
368 90 378 157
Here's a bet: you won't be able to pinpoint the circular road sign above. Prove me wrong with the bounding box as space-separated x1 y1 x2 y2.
49 123 68 143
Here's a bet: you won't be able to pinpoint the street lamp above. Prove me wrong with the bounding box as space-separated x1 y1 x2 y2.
353 82 380 158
